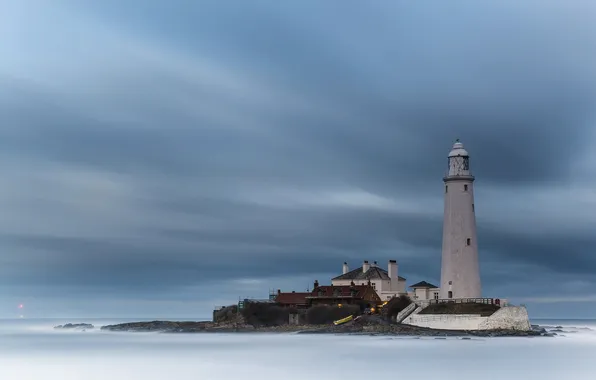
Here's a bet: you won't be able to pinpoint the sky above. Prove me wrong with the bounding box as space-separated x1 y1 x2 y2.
1 0 596 319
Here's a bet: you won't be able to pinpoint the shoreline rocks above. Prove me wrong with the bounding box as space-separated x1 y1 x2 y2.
99 316 548 337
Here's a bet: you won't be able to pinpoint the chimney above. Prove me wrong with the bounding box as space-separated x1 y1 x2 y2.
373 261 378 267
388 260 399 292
277 289 281 294
314 280 319 289
342 262 349 274
388 260 398 279
362 260 370 273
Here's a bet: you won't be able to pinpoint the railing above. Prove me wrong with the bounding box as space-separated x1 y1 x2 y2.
427 298 502 305
243 298 275 303
395 302 417 323
409 314 484 322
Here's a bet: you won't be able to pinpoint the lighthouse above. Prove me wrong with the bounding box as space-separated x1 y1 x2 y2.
439 139 481 299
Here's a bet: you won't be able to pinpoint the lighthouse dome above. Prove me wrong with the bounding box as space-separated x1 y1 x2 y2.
448 139 469 157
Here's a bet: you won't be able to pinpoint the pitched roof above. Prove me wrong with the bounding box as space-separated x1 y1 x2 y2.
409 281 439 289
307 285 372 299
275 292 310 305
331 265 406 281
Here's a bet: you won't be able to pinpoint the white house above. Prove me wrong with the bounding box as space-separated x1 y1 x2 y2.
331 260 407 301
407 281 440 301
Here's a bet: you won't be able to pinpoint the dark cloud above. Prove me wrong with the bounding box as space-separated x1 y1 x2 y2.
1 0 596 317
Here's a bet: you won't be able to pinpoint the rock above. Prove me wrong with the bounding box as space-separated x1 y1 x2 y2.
99 315 545 337
54 323 94 330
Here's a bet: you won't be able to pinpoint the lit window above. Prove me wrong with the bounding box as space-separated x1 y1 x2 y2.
466 238 471 246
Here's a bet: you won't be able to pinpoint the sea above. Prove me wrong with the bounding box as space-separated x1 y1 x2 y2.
0 318 594 380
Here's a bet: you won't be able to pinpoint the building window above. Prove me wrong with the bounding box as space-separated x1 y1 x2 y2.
434 292 439 300
464 184 468 191
371 283 376 289
472 203 475 212
466 238 471 246
448 291 453 299
445 185 448 193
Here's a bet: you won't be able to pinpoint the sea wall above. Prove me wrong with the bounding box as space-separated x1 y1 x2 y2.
406 314 486 330
405 306 531 331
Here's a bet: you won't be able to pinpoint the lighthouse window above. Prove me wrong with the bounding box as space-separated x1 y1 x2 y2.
448 291 453 299
466 238 471 246
445 185 448 193
472 203 475 212
464 184 468 191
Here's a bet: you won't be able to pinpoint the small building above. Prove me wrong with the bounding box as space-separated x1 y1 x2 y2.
307 280 381 308
274 290 310 309
408 281 440 301
331 260 407 301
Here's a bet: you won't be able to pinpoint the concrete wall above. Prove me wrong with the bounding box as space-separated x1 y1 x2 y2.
404 306 531 331
289 314 300 325
407 314 487 330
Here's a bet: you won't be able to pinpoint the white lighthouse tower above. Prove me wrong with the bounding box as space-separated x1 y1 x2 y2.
440 139 481 299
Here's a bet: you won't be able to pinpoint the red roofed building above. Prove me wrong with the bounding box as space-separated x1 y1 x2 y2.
306 280 381 307
274 290 310 309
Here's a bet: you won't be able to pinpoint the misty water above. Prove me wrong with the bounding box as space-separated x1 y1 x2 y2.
1 319 595 379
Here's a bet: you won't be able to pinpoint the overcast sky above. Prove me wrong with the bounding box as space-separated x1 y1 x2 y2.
1 1 596 319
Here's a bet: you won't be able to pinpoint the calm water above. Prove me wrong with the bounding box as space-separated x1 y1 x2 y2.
0 318 594 379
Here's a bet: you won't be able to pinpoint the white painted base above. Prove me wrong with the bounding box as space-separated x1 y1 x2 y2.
404 306 531 331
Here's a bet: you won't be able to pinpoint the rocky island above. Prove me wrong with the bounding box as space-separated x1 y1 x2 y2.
98 301 551 337
54 323 94 330
99 315 549 337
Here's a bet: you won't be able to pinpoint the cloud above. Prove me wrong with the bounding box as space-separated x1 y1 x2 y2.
1 0 596 317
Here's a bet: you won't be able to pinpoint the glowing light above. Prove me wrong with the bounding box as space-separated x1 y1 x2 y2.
18 304 23 309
